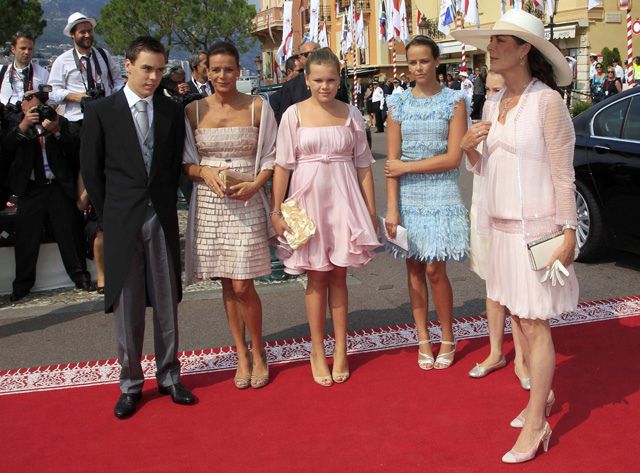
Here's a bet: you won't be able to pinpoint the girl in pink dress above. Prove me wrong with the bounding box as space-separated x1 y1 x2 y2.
271 48 379 387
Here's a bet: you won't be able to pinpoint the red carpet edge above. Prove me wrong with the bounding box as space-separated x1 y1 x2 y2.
1 295 639 396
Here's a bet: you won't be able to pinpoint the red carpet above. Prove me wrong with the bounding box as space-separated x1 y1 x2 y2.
1 297 639 472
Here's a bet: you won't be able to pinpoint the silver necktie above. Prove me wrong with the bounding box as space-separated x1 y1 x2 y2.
134 100 149 139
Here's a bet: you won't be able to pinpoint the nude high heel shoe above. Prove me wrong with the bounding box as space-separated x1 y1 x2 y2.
510 390 555 428
250 352 270 389
502 422 552 464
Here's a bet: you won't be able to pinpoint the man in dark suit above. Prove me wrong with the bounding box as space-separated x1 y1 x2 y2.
1 88 91 301
269 54 303 122
274 41 319 124
187 52 213 96
80 36 195 419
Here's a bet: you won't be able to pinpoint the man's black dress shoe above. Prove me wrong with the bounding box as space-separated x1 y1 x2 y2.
74 273 95 292
158 383 195 405
9 291 28 302
114 392 142 419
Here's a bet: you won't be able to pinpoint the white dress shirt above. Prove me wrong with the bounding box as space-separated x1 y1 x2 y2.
123 84 154 132
192 78 212 96
0 62 49 105
49 47 123 121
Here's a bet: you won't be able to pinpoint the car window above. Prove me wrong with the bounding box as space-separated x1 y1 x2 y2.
621 97 640 142
593 98 629 138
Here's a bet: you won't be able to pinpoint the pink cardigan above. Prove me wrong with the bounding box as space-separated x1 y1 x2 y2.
468 79 577 242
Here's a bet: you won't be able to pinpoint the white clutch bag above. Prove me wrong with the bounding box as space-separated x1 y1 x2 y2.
526 231 565 271
281 199 316 250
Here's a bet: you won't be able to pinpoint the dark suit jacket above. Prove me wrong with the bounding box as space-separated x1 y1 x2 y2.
187 79 213 96
80 90 185 312
1 112 79 200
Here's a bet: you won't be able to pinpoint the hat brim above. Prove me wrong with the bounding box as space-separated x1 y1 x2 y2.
451 28 573 87
64 17 97 37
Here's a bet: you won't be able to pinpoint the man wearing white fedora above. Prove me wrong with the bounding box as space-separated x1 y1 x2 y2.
49 12 123 124
455 9 577 465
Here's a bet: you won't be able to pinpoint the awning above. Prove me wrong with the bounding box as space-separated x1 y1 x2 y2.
544 24 577 40
437 41 478 55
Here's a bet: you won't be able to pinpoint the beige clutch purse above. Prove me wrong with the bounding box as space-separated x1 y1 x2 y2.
526 231 564 271
281 199 316 249
219 170 254 194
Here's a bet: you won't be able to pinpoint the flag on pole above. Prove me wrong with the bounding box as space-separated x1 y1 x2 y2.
416 9 423 28
267 12 275 44
438 0 456 35
309 0 320 42
392 0 402 38
379 0 388 40
341 11 350 55
356 9 366 49
544 0 555 20
512 0 523 10
399 0 410 43
501 0 507 15
463 0 480 27
277 1 294 61
319 21 329 47
588 0 603 9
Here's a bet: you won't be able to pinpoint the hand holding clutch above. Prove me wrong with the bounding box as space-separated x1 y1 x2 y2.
540 260 570 287
280 199 316 250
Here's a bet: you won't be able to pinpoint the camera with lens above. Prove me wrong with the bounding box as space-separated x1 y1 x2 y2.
80 83 106 111
33 103 57 122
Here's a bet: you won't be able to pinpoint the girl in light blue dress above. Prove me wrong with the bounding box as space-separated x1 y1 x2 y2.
384 36 469 371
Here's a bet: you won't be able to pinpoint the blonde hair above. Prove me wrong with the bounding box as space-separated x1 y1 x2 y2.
304 47 340 75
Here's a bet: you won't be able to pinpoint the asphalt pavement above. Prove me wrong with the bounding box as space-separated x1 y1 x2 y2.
1 130 639 371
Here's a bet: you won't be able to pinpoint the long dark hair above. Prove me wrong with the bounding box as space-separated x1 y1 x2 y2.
514 37 558 91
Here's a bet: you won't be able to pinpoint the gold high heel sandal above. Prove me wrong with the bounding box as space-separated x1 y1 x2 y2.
502 422 552 464
332 351 350 384
234 355 253 390
250 351 270 389
510 390 555 428
434 339 456 370
417 339 435 370
310 354 333 387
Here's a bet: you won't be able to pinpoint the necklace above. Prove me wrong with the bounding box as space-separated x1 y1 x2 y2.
499 83 529 121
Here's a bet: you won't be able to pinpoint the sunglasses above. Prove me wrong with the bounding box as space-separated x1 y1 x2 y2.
299 52 311 58
596 66 603 69
607 70 614 73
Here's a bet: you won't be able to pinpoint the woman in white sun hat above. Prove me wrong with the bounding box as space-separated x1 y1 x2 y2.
454 9 578 464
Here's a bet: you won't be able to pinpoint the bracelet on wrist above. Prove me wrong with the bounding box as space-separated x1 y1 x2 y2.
562 224 577 231
269 210 283 217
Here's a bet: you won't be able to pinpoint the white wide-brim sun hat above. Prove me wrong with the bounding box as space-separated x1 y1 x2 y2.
450 10 572 87
63 12 97 37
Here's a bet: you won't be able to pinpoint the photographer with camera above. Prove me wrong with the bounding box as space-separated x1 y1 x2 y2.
0 33 49 106
0 86 93 301
159 65 202 107
48 13 123 124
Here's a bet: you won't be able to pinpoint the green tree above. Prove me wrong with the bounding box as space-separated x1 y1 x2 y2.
98 0 256 57
0 0 46 46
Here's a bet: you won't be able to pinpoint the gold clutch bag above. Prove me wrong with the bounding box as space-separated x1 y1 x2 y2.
219 170 254 194
281 199 316 249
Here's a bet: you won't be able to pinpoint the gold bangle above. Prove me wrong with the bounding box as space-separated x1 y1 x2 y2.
269 210 283 217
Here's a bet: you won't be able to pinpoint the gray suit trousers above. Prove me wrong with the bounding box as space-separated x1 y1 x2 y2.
113 208 181 393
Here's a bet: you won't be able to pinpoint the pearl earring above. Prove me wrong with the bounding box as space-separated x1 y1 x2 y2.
520 57 525 66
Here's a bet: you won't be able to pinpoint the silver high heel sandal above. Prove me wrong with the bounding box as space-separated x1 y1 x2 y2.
417 340 435 370
510 390 555 428
502 422 552 464
434 339 456 370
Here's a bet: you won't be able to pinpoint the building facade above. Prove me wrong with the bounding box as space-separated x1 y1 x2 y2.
252 0 640 93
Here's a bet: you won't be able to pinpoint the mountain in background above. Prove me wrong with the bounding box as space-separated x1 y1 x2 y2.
39 0 260 71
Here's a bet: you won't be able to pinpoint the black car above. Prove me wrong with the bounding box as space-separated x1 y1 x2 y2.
573 87 640 261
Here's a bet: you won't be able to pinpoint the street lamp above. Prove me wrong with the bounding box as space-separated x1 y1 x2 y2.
418 16 429 36
254 55 263 82
548 0 559 42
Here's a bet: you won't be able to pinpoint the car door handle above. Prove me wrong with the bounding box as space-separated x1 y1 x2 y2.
593 145 611 154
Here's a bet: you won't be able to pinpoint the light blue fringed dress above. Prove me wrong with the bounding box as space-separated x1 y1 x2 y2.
385 87 469 263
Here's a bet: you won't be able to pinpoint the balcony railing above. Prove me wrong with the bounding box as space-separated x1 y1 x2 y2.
338 0 372 12
304 5 333 25
253 7 284 34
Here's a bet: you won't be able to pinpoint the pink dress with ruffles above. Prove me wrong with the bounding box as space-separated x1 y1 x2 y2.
275 104 380 275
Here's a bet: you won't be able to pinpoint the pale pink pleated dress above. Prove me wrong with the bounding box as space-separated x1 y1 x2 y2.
275 104 380 275
484 114 579 319
190 126 271 280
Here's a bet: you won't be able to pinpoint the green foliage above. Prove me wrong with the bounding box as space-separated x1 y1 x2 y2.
571 100 592 118
0 0 46 46
600 48 621 69
98 0 257 57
